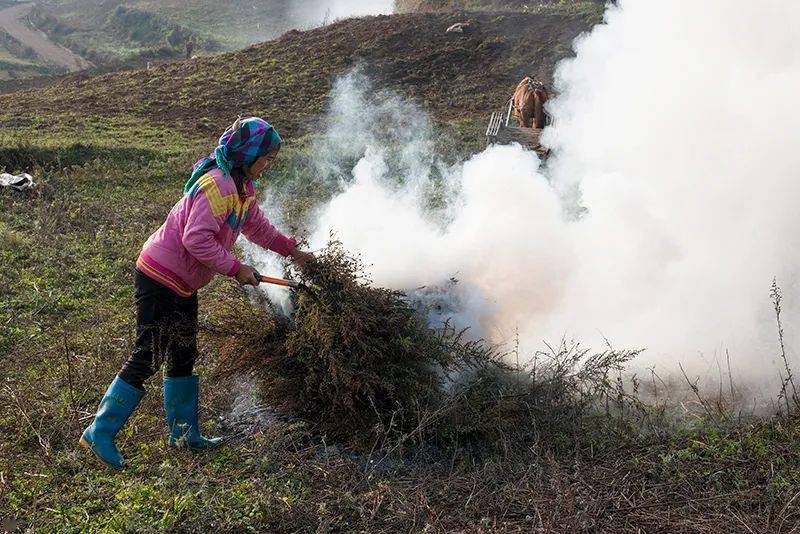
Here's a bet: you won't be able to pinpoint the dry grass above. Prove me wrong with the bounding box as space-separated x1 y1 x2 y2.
210 241 654 459
3 209 799 531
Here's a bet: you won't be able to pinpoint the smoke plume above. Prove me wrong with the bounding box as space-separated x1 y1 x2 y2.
289 0 394 26
239 1 394 43
255 1 800 383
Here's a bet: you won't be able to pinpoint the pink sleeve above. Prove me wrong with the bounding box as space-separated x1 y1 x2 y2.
242 201 297 257
181 192 241 277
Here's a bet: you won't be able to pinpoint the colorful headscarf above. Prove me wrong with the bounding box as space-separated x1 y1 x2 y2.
184 117 282 194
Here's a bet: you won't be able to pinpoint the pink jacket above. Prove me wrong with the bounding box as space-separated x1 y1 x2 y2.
136 168 295 296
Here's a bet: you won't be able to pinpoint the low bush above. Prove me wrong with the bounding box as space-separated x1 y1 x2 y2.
210 241 645 454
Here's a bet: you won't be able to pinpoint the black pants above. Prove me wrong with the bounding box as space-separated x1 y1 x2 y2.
118 270 199 389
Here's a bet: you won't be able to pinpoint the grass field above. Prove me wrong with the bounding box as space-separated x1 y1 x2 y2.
2 108 800 533
2 7 800 532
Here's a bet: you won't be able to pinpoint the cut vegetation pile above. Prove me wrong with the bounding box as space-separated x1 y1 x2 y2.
211 241 643 454
215 242 458 441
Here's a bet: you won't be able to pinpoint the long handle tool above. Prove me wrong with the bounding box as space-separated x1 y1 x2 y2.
254 273 301 289
252 271 321 302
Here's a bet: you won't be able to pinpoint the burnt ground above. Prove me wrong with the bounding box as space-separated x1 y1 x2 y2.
0 11 597 139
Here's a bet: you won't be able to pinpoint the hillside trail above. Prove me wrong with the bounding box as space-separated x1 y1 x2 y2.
0 2 90 72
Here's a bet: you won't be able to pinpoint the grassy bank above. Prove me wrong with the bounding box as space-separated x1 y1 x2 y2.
0 10 594 139
1 127 799 531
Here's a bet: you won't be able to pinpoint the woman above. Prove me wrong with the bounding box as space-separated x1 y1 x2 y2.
80 117 313 469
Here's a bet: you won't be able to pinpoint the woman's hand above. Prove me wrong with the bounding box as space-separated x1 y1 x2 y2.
235 264 259 286
290 248 315 270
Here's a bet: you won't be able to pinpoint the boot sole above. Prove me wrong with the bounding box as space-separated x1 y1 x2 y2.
79 437 122 470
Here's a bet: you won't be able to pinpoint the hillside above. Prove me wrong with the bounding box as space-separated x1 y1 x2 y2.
0 1 85 81
0 10 599 141
396 0 606 13
0 0 592 82
32 0 395 56
0 0 395 81
0 27 61 80
4 5 800 532
28 0 294 63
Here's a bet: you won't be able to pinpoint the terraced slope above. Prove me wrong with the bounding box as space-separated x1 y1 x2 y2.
25 0 394 73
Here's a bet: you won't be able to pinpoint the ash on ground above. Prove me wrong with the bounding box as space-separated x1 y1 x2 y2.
219 377 280 436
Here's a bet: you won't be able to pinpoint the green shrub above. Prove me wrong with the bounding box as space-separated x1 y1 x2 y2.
211 240 645 454
214 241 468 440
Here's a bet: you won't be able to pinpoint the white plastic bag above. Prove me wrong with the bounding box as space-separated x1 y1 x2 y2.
0 173 35 191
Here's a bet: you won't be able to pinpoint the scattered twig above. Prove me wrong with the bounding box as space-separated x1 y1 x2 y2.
772 279 799 413
62 331 79 428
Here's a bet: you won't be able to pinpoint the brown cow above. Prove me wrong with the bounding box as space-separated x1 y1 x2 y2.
512 77 549 129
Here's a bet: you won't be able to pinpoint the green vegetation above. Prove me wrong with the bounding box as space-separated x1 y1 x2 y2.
27 5 216 67
1 8 800 532
214 241 649 457
4 126 800 531
106 6 197 50
0 30 65 79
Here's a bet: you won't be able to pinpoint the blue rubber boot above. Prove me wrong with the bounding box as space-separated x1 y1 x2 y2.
79 376 144 469
163 375 223 449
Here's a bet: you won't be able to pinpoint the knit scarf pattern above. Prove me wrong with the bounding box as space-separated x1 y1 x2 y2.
185 117 282 194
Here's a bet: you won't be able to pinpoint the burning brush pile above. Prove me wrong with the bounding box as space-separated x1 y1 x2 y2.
211 242 641 452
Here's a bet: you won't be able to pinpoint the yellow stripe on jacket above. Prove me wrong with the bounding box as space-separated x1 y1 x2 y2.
193 173 241 218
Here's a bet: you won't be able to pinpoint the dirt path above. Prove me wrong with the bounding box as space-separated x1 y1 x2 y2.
0 2 90 72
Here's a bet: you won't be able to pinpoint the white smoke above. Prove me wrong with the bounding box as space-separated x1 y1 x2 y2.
290 0 394 25
257 1 800 384
540 0 800 378
240 1 395 43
